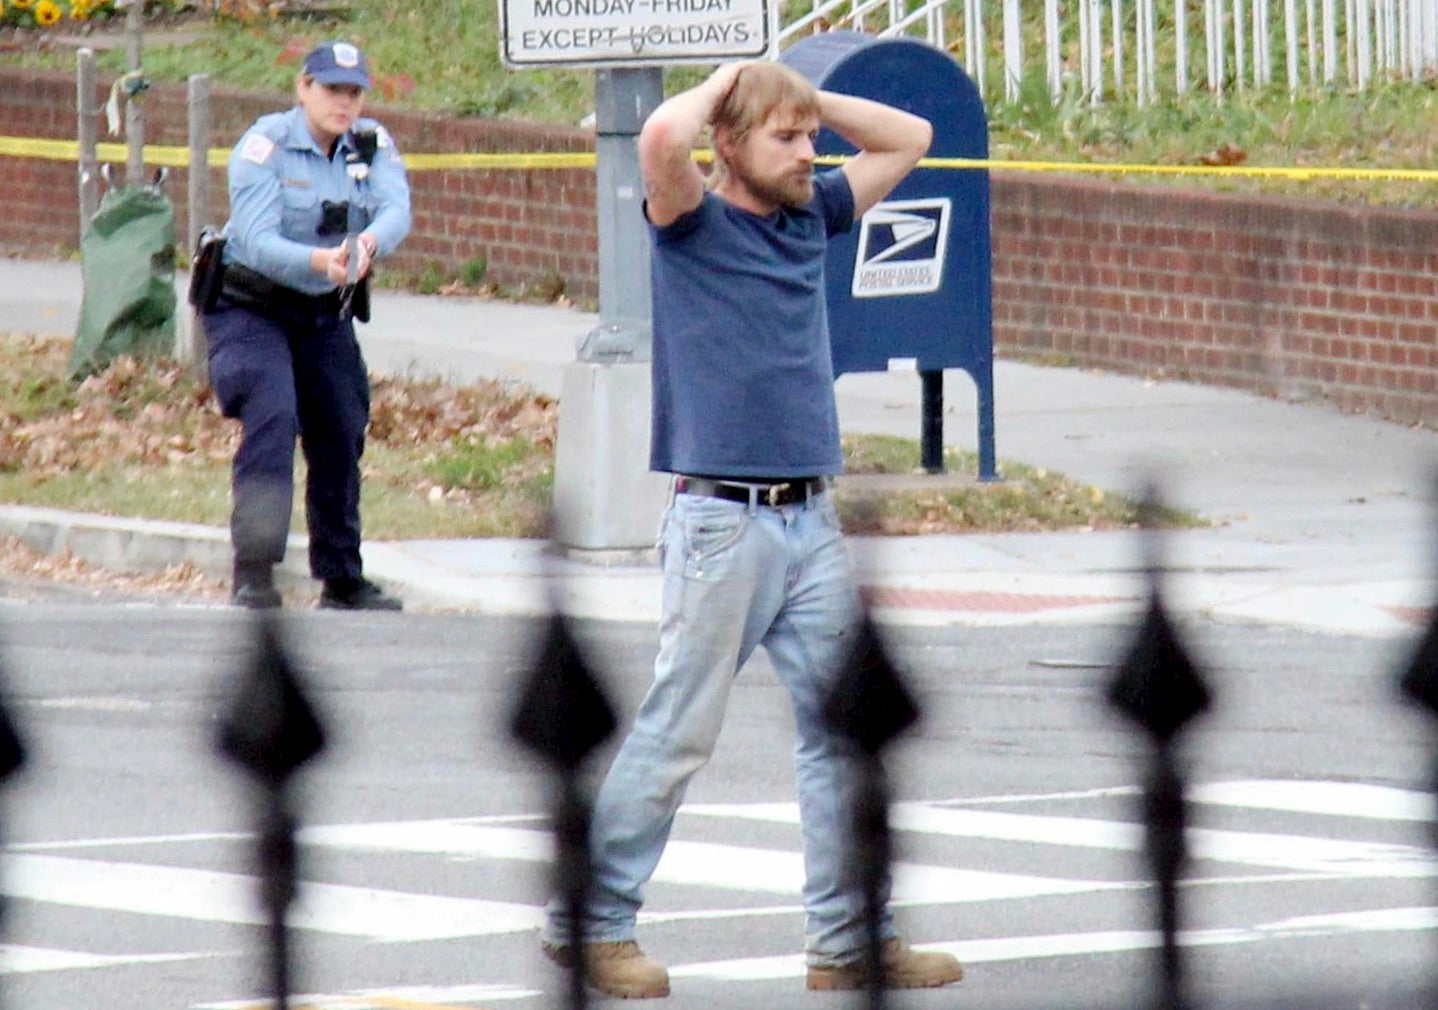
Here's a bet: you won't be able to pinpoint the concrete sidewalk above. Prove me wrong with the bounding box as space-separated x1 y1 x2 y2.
3 256 1435 636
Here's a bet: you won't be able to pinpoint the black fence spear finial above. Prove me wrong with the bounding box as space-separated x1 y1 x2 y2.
1108 483 1211 1010
1396 474 1438 1008
215 613 327 1010
0 643 26 1004
822 609 921 1010
510 607 617 1010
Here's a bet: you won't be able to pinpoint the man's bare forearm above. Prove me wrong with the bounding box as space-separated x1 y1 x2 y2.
820 91 932 216
641 62 747 161
818 90 931 158
639 62 750 224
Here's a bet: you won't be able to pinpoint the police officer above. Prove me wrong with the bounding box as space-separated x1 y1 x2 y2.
203 40 411 610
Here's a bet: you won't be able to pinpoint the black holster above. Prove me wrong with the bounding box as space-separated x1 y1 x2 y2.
188 228 226 312
351 276 371 323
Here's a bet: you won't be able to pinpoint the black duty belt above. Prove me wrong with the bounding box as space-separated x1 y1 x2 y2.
676 475 828 508
221 263 345 318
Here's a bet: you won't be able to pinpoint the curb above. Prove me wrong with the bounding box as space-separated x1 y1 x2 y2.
0 504 312 592
0 504 1431 634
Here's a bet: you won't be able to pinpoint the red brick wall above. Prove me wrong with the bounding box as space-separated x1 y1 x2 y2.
990 175 1438 425
0 68 598 299
2 67 1435 425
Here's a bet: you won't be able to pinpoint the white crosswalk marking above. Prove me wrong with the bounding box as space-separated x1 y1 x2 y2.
3 777 1434 999
5 853 542 941
0 943 210 974
303 820 1128 903
673 903 1438 981
667 905 1438 983
196 983 541 1009
1189 779 1436 821
686 793 1438 878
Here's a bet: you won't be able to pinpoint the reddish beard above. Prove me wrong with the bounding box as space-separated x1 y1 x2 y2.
729 154 814 209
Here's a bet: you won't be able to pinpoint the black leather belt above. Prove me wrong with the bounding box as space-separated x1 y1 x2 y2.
221 263 345 318
676 475 828 508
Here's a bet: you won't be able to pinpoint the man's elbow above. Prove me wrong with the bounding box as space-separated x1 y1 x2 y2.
638 117 687 171
909 118 934 161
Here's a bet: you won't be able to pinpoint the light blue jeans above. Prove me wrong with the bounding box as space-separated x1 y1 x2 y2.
544 489 895 966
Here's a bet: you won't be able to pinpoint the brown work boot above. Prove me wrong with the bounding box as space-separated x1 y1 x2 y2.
807 937 964 991
542 939 671 999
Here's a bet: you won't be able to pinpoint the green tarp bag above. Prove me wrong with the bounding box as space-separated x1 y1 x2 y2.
70 182 177 380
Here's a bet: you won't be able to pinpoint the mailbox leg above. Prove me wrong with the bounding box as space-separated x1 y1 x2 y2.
977 362 998 482
921 370 944 474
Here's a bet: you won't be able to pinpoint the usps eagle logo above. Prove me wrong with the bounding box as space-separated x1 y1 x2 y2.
851 198 951 298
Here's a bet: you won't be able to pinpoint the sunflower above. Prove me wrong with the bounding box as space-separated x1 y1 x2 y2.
68 0 89 15
11 0 33 9
34 0 60 22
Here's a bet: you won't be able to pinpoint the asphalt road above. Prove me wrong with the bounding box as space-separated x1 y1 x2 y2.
0 601 1431 1010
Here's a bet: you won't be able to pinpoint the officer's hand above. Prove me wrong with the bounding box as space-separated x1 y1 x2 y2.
313 245 347 285
326 238 375 284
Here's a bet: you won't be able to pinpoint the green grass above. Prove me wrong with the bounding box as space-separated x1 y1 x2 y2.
833 435 1200 534
989 71 1438 205
365 443 554 538
0 450 552 537
73 3 598 123
0 430 1186 540
0 421 559 539
425 435 545 492
0 466 234 523
0 336 1197 538
3 372 77 424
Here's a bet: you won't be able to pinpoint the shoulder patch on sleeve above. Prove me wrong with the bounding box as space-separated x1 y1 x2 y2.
375 125 394 150
240 133 276 165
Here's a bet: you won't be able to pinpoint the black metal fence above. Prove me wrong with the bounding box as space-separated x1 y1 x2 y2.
1 494 1436 1009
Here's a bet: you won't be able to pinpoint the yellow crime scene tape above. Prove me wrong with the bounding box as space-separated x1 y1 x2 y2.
5 132 1438 182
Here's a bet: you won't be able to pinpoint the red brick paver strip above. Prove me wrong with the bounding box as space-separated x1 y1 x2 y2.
1383 604 1431 626
861 586 1133 613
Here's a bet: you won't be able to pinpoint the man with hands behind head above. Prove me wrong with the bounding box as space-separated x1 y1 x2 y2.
540 59 962 999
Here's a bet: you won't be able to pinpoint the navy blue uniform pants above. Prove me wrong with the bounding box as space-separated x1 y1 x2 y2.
202 299 370 582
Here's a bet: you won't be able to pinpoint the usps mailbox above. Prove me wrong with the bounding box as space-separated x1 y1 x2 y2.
781 32 996 480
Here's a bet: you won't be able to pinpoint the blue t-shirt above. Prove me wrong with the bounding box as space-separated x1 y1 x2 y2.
648 169 855 477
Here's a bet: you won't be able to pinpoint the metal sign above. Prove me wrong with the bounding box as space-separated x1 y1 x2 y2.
499 0 776 67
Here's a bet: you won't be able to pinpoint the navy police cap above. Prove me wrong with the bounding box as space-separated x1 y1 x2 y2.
303 41 371 89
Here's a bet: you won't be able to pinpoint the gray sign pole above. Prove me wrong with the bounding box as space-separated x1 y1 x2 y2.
76 48 99 242
552 67 672 554
124 0 144 187
181 73 211 374
582 68 662 362
504 0 773 553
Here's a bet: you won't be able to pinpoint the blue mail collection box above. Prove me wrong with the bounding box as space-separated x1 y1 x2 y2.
781 32 996 479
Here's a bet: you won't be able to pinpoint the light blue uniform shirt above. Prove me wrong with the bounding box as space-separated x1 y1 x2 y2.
222 106 411 296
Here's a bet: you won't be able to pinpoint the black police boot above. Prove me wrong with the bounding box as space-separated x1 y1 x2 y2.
318 576 403 612
232 561 282 610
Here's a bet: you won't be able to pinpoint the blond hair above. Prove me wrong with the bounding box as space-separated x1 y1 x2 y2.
709 62 820 186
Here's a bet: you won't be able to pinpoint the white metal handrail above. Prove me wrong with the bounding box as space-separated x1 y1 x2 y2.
776 0 1438 106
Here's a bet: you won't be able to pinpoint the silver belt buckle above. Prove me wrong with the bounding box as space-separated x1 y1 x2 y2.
767 482 790 507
